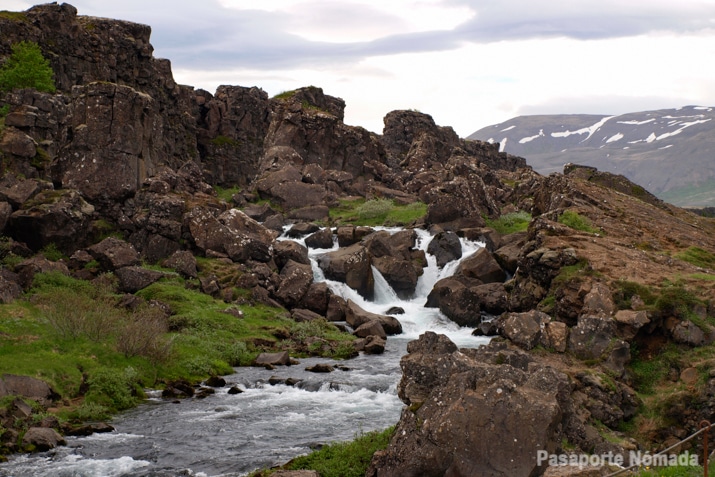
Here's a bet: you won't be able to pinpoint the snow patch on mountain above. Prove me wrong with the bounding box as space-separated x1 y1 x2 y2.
550 116 615 142
519 129 544 144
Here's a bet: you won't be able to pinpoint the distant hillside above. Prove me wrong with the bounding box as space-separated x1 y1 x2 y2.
468 106 715 207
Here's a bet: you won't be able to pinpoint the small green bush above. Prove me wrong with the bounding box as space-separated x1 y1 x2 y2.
355 198 393 221
558 210 598 233
0 41 56 93
85 367 139 411
70 402 110 422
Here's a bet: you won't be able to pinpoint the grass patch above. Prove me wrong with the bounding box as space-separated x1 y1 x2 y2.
675 246 715 270
628 343 682 395
558 210 599 233
252 426 394 477
273 90 297 100
612 280 658 310
485 211 531 235
214 185 242 202
330 198 426 226
551 259 595 287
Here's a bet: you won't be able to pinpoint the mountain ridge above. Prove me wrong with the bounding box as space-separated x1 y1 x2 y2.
467 106 715 207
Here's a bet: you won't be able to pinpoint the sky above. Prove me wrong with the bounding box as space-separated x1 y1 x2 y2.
6 0 715 137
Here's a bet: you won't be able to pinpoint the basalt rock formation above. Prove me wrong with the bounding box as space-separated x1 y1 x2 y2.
2 4 715 476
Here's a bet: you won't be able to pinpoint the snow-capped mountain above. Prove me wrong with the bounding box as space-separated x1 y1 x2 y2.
467 106 715 207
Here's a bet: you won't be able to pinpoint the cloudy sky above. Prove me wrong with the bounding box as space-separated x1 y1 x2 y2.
7 0 715 136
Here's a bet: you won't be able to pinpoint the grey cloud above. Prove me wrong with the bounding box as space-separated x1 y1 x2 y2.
51 1 715 71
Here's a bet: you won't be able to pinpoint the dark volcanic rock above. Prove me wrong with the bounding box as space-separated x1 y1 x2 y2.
317 243 374 299
368 333 578 477
304 227 334 249
427 230 462 267
6 190 95 255
88 237 140 271
275 260 314 308
456 247 507 283
115 266 164 293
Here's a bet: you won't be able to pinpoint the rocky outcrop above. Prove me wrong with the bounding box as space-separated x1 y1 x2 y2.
369 333 579 477
317 243 374 299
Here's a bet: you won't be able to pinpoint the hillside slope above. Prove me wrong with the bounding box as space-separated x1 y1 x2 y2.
468 106 715 207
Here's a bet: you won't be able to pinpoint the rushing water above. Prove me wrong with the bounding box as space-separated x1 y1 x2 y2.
0 228 489 477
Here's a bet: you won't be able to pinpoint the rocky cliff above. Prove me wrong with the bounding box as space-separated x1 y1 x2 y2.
1 3 715 476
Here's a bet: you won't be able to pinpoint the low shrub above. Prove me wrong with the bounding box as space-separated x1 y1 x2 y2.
558 210 598 233
85 367 140 411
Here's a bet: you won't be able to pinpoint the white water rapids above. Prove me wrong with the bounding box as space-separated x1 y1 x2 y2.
0 228 490 477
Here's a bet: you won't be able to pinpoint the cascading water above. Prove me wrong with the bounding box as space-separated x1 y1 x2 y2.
0 228 490 477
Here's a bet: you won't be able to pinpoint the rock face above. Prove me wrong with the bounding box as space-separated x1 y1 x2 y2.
369 333 576 477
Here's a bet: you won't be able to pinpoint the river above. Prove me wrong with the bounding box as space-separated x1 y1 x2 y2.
0 228 489 477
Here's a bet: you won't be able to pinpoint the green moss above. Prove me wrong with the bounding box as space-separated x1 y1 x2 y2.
30 146 51 170
485 211 531 235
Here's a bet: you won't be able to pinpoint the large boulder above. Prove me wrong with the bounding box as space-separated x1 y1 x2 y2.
273 240 310 270
0 374 59 407
6 189 95 255
275 260 314 308
317 243 374 299
426 230 462 267
87 237 140 271
345 300 403 335
185 207 275 263
114 266 164 293
304 227 334 249
456 247 507 283
370 333 575 477
425 277 482 327
22 427 66 452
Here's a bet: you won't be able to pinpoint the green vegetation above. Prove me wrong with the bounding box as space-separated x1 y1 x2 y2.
273 89 297 100
252 427 394 477
214 185 242 202
0 262 355 422
210 135 239 147
675 246 715 270
558 210 599 233
330 198 426 226
485 211 531 235
612 280 658 310
0 40 56 93
628 343 682 395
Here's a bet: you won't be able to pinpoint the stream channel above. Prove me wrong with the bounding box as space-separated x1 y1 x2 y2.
0 228 490 477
